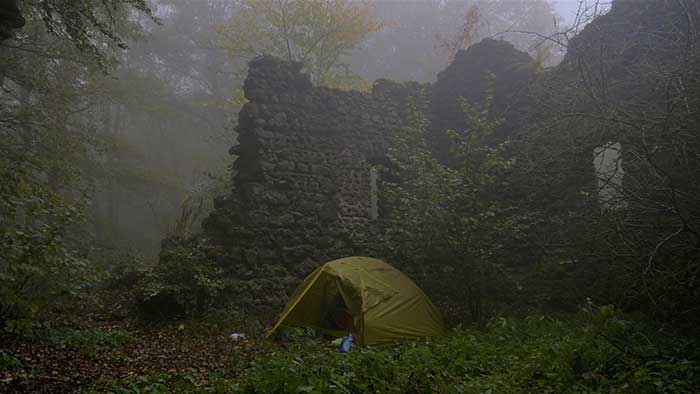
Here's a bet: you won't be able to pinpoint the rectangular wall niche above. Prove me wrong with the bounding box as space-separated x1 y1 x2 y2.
369 167 379 220
593 142 624 206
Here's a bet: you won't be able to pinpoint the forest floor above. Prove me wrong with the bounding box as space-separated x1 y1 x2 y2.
0 312 265 393
1 306 700 393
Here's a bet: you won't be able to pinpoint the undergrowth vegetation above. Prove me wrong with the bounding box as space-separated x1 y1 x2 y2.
89 306 699 394
39 327 134 354
136 237 230 319
5 323 134 355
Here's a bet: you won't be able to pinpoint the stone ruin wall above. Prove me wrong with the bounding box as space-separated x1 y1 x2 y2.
201 56 428 304
171 1 683 309
200 40 537 305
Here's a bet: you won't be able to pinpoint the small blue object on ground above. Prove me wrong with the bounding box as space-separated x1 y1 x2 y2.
339 334 354 353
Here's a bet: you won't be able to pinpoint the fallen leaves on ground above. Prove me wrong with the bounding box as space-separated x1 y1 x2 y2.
1 321 263 393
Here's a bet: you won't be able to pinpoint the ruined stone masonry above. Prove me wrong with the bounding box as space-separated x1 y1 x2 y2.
200 39 536 306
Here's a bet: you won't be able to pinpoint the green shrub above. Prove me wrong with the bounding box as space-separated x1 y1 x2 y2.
0 192 93 329
103 254 150 290
136 237 230 319
384 94 541 324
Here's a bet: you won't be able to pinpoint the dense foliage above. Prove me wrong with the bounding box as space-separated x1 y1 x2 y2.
0 0 154 328
514 0 700 325
81 307 699 393
218 0 383 89
136 237 230 319
16 0 156 69
384 93 543 323
237 310 699 394
380 0 700 329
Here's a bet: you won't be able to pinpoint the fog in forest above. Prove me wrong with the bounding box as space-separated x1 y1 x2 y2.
2 1 700 392
49 0 582 258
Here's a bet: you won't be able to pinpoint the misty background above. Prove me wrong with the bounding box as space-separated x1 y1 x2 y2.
5 0 700 391
91 0 604 258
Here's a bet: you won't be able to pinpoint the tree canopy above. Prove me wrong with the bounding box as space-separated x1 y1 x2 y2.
218 0 383 87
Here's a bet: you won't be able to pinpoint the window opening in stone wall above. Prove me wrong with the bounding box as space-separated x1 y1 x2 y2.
593 141 624 207
369 167 379 220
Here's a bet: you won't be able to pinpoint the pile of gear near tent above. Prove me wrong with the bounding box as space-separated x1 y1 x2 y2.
268 256 445 345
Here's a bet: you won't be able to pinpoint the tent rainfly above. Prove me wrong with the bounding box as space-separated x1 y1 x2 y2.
267 256 445 345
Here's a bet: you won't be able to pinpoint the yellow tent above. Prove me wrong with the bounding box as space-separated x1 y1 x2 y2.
267 256 445 345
